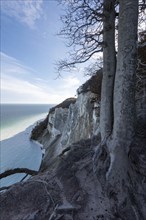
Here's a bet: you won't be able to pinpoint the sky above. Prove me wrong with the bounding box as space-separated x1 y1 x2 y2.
0 0 89 104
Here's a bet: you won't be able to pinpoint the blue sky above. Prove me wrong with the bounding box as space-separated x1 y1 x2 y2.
1 0 89 104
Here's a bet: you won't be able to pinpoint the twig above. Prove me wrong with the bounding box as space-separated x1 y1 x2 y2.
49 204 59 220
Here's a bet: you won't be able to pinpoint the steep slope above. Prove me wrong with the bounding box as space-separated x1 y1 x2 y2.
31 71 102 170
0 67 146 220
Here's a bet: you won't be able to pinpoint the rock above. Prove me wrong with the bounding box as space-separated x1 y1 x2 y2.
31 71 102 170
49 97 76 113
30 116 48 140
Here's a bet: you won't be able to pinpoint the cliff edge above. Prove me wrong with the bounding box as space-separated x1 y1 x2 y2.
0 69 146 220
30 70 102 170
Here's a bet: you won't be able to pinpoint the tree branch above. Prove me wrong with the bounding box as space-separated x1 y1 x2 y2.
0 168 38 180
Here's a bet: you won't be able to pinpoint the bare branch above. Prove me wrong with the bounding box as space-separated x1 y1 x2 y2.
57 0 145 73
57 0 104 71
0 168 38 180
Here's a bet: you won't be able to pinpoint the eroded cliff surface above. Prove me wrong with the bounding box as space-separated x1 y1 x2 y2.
31 72 102 170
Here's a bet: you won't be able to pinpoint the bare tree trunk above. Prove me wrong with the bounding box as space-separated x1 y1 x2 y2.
107 0 138 189
113 0 138 148
100 0 116 141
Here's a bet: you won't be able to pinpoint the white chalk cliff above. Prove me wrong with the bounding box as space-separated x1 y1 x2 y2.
31 72 102 169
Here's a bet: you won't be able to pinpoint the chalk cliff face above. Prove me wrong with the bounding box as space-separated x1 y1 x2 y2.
31 72 102 169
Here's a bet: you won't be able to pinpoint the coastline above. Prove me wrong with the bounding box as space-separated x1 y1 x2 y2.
0 113 47 141
0 117 46 188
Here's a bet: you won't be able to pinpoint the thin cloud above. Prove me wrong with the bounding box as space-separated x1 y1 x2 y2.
1 52 59 103
1 52 35 78
1 75 57 103
1 52 81 104
63 75 80 88
1 0 43 29
1 74 78 104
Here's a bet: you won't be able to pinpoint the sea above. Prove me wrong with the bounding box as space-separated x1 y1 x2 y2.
0 104 53 188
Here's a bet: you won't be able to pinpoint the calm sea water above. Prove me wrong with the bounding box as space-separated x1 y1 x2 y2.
0 104 53 187
0 104 53 140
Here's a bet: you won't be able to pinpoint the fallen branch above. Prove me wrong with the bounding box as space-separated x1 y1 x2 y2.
0 186 11 192
0 168 38 180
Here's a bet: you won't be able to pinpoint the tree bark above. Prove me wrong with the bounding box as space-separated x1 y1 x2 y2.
100 0 116 141
112 0 138 148
106 0 139 188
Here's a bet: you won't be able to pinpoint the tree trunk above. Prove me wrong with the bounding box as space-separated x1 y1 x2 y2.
106 0 139 190
113 0 138 148
93 0 139 208
100 0 116 141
